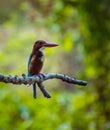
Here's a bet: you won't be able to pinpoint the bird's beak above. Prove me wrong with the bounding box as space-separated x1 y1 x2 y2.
43 42 58 47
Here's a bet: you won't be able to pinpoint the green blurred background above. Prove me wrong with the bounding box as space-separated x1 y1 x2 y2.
0 0 110 130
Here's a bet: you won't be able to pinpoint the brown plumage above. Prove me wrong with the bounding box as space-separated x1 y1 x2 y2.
28 40 58 98
29 49 44 75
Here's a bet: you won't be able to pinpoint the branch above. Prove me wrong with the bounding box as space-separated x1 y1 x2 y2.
0 73 87 98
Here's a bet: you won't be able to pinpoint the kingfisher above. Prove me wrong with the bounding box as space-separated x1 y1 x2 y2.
28 40 58 98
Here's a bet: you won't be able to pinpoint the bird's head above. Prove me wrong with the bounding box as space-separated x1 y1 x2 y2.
32 40 58 53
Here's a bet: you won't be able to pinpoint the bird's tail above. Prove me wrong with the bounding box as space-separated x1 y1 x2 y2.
32 83 37 98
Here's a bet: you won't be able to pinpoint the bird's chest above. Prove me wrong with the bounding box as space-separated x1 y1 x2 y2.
39 50 45 62
38 50 45 62
31 50 45 64
29 50 45 74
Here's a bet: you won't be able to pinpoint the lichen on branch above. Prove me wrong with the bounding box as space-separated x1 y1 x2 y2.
0 73 87 98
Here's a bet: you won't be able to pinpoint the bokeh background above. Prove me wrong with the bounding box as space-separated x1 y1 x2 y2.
0 0 110 130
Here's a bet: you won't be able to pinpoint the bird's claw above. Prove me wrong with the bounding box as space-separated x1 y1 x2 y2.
39 73 46 78
35 73 46 79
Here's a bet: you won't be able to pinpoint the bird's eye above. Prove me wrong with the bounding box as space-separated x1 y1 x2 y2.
39 41 44 46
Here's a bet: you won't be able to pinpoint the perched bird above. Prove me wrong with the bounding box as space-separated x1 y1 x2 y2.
28 40 58 98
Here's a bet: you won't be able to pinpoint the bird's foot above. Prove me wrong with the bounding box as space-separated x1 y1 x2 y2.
36 73 46 79
32 73 46 81
39 73 46 78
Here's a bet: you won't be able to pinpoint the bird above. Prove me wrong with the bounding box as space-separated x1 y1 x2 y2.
28 40 58 98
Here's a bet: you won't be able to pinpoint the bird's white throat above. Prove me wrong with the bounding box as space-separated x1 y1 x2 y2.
39 47 45 62
39 47 45 55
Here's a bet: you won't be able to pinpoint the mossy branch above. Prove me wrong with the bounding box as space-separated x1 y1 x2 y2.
0 73 87 98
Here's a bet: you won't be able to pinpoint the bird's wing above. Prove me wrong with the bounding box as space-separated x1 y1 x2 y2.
28 54 32 76
28 55 37 98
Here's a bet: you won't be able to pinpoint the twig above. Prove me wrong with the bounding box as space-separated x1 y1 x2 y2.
0 73 87 98
37 82 51 98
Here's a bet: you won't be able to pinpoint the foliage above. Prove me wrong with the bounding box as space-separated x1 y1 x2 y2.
0 88 95 130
